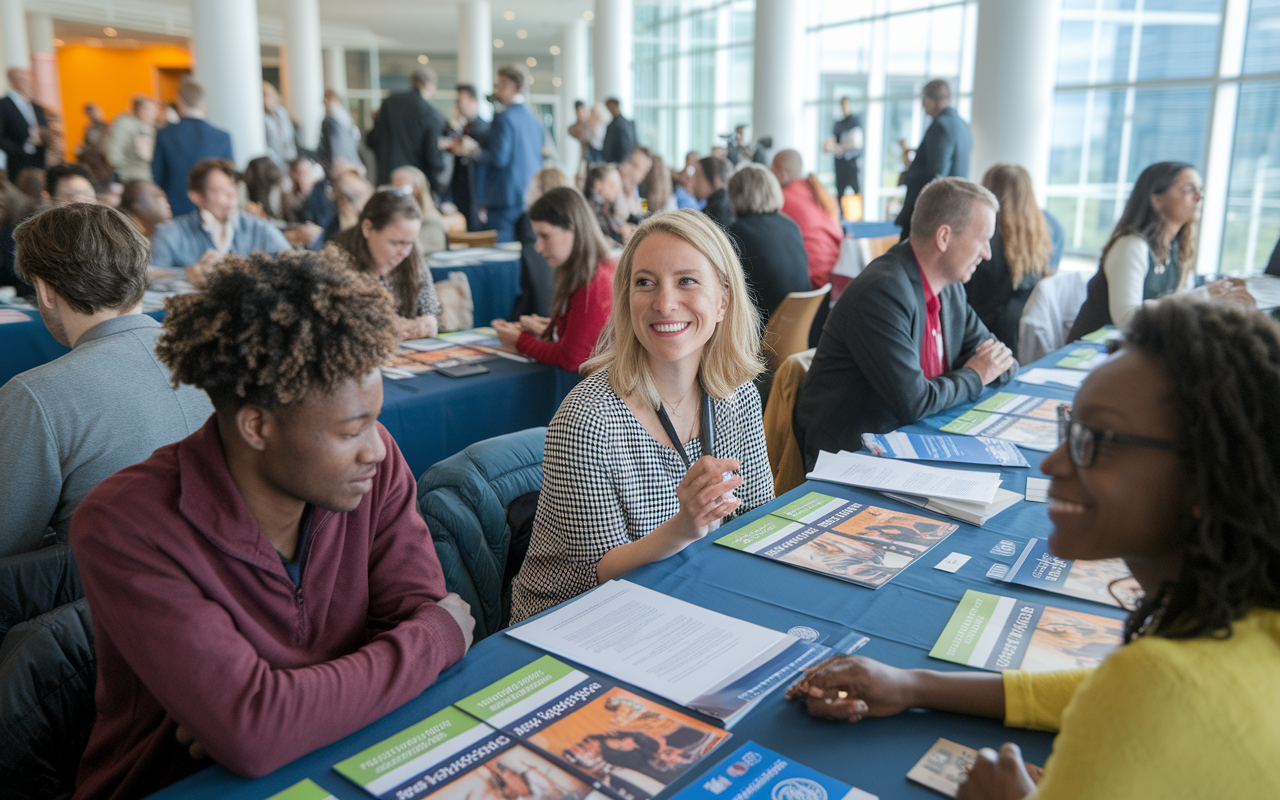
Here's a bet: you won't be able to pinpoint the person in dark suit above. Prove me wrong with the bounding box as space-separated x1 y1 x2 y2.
365 66 448 193
894 79 972 241
725 163 809 325
151 79 234 218
601 98 636 165
460 65 545 243
692 155 733 228
795 177 1017 471
447 84 491 232
0 69 49 180
1266 234 1280 277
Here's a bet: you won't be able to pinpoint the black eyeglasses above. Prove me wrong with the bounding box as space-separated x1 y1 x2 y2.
1056 406 1179 468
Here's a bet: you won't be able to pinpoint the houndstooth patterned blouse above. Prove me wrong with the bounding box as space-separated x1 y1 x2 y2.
509 368 774 623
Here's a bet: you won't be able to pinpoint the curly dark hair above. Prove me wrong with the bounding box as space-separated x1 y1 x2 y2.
1118 296 1280 641
156 249 398 409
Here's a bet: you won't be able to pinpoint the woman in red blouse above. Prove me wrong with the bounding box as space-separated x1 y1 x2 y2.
493 187 616 373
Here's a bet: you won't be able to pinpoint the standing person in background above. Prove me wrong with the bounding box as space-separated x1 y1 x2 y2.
366 67 448 193
964 164 1054 353
459 65 544 243
0 68 50 180
692 156 733 228
601 98 636 166
447 84 490 232
78 103 115 188
726 164 810 326
119 180 172 238
824 96 863 214
773 149 843 290
894 79 971 241
567 100 601 174
512 167 573 318
492 186 615 373
390 166 450 257
318 90 361 174
1068 162 1202 341
108 96 160 184
262 82 298 170
152 79 234 217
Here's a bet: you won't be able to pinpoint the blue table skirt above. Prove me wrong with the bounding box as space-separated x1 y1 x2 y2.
842 220 902 239
429 257 521 326
150 346 1108 800
0 309 168 386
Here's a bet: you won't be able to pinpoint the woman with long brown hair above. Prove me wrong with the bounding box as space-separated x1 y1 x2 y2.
331 189 441 340
964 163 1054 352
491 187 615 373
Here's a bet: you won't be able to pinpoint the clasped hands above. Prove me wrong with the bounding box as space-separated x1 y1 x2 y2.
491 315 550 348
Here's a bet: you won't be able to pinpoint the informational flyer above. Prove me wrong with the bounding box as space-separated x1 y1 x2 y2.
1080 327 1121 344
1002 538 1142 609
940 393 1070 452
670 741 877 800
716 492 958 589
1055 346 1108 371
861 431 1029 468
905 738 977 798
929 590 1122 672
265 780 337 800
806 451 1003 504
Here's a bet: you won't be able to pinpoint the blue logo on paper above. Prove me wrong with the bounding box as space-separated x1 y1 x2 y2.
787 626 820 642
772 778 827 800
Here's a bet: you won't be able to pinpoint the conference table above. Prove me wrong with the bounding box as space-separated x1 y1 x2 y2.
153 342 1117 800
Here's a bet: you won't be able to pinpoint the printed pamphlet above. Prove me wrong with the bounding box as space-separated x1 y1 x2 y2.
929 590 1122 672
382 341 495 378
456 656 731 800
940 393 1070 452
265 780 336 800
716 492 958 589
905 738 977 798
1002 538 1142 609
670 741 876 800
807 451 1002 504
861 431 1029 468
1055 346 1108 371
1079 327 1121 344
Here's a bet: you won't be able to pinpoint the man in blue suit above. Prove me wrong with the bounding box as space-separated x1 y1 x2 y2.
152 79 234 217
461 66 544 243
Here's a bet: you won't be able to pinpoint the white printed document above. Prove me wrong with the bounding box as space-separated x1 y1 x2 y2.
807 450 1001 504
1017 368 1086 389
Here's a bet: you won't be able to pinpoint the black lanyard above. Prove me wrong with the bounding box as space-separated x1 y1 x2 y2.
656 390 715 470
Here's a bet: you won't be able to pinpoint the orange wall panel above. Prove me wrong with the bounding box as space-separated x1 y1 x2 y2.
56 44 192 163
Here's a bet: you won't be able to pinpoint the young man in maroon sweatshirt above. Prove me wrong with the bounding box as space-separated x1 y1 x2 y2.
69 249 475 800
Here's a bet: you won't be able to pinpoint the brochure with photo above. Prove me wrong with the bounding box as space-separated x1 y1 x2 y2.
717 492 958 589
1080 327 1121 344
265 780 337 800
1055 346 1108 371
382 344 495 378
1002 538 1142 609
905 738 977 798
670 741 876 800
940 393 1071 452
929 590 1123 672
861 431 1029 468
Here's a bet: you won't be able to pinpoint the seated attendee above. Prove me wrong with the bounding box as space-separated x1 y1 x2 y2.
332 189 442 340
119 179 172 238
772 149 843 290
0 171 37 296
964 163 1053 353
242 155 286 219
509 210 774 622
616 145 653 220
1067 161 1200 340
390 165 450 256
692 155 733 228
492 186 615 373
149 158 291 280
513 166 574 318
794 177 1017 472
788 298 1280 799
331 167 375 237
724 163 810 325
282 153 334 250
44 162 99 206
641 154 677 214
70 250 474 799
585 163 631 246
673 151 703 210
0 204 211 558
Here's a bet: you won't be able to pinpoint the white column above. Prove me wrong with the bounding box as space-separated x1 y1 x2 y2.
3 0 29 69
970 0 1060 200
26 12 59 113
862 13 888 221
285 0 324 148
324 45 347 93
1199 0 1250 276
593 0 633 115
752 0 807 157
458 0 493 117
560 19 589 169
192 0 267 166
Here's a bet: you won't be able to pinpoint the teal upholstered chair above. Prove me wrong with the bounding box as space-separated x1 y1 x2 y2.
416 427 546 642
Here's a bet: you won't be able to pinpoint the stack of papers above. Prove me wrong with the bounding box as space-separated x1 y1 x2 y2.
1056 346 1109 371
1017 368 1086 389
807 451 1002 504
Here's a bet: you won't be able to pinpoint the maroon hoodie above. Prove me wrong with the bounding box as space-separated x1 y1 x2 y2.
69 417 467 800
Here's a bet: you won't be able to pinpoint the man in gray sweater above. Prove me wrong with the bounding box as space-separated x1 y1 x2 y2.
0 203 212 557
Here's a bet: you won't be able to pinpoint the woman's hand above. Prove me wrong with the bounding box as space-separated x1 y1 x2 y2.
956 743 1038 800
395 314 439 341
785 655 917 721
492 319 523 348
670 456 743 541
519 314 551 336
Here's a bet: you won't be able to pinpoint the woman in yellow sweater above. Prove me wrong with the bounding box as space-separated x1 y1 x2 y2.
788 297 1280 799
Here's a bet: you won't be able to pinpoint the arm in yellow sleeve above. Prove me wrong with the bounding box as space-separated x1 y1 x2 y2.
1001 668 1091 732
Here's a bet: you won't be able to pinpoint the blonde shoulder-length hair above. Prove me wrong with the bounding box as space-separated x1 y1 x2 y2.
583 209 764 407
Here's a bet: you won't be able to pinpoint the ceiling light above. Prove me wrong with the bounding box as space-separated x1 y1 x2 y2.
103 27 118 37
549 45 560 55
526 56 537 67
552 77 562 87
516 29 528 39
503 10 515 20
417 54 429 64
584 10 594 20
493 38 504 48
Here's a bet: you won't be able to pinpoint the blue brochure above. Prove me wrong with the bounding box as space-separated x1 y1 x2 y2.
862 431 1029 468
672 741 877 800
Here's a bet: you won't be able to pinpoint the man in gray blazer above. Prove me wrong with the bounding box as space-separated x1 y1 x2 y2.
894 79 972 241
0 204 212 557
795 177 1016 472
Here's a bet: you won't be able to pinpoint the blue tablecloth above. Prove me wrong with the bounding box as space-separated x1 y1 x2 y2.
0 309 168 386
842 220 901 239
428 254 522 325
151 345 1111 800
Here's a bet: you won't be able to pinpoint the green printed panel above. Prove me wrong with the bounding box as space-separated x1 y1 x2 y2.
1056 347 1102 370
334 706 480 788
1080 327 1120 343
771 491 839 522
454 656 577 720
929 590 998 665
266 780 335 800
940 410 991 435
715 514 792 550
973 393 1017 413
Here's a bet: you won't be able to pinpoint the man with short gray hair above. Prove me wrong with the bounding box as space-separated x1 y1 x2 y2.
0 204 212 557
795 176 1017 471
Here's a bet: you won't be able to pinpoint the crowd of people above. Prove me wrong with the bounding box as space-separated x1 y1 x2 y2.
2 60 1279 800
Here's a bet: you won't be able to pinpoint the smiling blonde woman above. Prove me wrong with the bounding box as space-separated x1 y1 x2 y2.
509 210 774 622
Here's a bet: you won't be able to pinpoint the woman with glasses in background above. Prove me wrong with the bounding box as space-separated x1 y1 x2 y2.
788 297 1280 799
